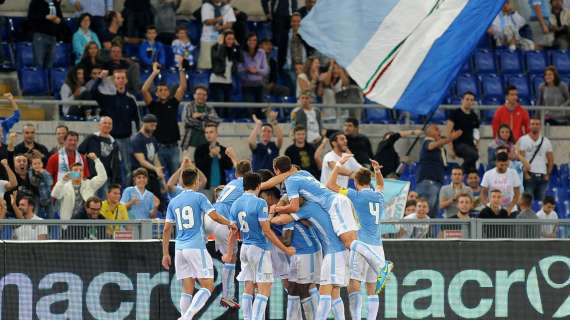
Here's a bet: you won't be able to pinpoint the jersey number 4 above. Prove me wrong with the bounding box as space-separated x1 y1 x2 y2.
237 211 250 232
369 202 381 225
175 206 195 230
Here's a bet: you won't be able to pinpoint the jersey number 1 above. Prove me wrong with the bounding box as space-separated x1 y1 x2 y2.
369 202 381 225
175 206 195 230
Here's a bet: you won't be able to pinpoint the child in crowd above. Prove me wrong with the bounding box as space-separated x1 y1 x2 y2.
536 196 559 238
28 153 53 218
121 168 160 219
139 25 166 68
172 25 195 70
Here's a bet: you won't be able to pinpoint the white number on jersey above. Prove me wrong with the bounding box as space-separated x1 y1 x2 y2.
237 211 250 232
217 185 237 202
369 202 381 225
175 206 195 230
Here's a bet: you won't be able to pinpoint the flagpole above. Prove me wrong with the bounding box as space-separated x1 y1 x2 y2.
395 108 438 177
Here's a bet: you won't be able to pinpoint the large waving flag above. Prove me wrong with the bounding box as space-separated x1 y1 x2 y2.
299 0 503 115
380 179 409 234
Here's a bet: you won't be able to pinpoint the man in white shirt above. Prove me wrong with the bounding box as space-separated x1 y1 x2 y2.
517 117 554 207
399 198 431 239
12 196 47 240
320 132 361 188
481 151 521 214
536 196 559 238
198 0 236 69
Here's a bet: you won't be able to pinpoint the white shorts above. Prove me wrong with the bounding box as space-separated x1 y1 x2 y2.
289 252 320 284
237 244 274 283
204 214 235 255
271 245 290 279
320 250 349 287
329 194 359 236
314 251 323 282
174 248 214 280
350 245 385 283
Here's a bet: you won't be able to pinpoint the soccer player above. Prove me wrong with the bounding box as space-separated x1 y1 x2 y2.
268 155 388 293
271 199 346 320
326 155 392 320
161 168 235 320
228 172 295 320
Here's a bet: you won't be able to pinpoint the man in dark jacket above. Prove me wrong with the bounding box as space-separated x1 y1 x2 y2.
27 0 63 68
194 123 233 189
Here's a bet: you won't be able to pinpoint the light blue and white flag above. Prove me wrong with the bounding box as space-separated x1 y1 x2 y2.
300 0 503 115
380 179 410 234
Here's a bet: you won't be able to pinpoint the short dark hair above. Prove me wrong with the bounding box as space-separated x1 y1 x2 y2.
194 85 208 94
292 12 302 18
457 193 472 202
416 197 429 206
543 195 556 206
293 126 306 133
405 200 417 208
505 85 518 95
451 167 464 173
261 123 273 130
65 131 79 141
467 170 479 177
345 117 359 127
175 25 188 33
273 156 292 173
496 151 509 162
156 81 169 88
78 13 92 25
354 168 372 186
71 162 83 169
243 172 262 191
146 25 157 32
204 122 218 130
256 169 274 182
85 196 102 209
530 116 541 122
521 192 533 205
329 132 344 148
260 187 281 200
463 91 476 98
181 168 198 187
236 160 252 176
56 124 69 132
133 168 148 178
490 189 502 195
20 196 35 209
108 184 122 193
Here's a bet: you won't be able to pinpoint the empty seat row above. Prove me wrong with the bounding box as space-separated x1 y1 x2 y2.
469 48 570 75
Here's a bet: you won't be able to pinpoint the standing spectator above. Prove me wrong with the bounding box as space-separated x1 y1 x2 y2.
27 153 53 218
529 0 554 48
69 196 107 240
239 33 270 108
100 184 129 235
0 93 21 144
261 0 298 68
50 125 69 155
180 86 221 155
209 30 242 112
198 0 236 70
439 167 473 218
120 168 159 219
194 123 234 190
298 0 316 18
27 0 63 69
550 0 570 48
78 117 122 191
536 195 559 237
60 66 91 119
284 126 325 178
100 11 124 51
284 13 308 83
373 129 422 178
46 131 90 184
5 146 36 218
516 192 540 238
517 117 554 202
492 86 530 141
172 25 196 70
130 114 164 206
416 124 462 217
399 198 431 239
479 189 512 238
291 92 324 144
536 66 570 123
51 153 107 221
69 0 112 36
321 63 355 119
91 69 141 181
488 124 516 168
446 91 480 172
467 170 484 211
154 0 177 45
343 118 372 166
78 42 104 76
138 25 166 69
488 1 534 50
260 38 290 98
248 112 283 171
72 13 102 64
480 152 522 214
142 63 186 177
297 56 322 99
122 0 153 43
320 132 362 187
11 197 47 240
14 124 50 165
103 44 141 93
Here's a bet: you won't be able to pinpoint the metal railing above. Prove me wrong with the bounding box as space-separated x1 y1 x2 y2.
1 218 568 240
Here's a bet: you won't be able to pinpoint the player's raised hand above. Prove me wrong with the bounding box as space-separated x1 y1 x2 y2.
284 246 296 256
252 114 262 125
370 159 383 172
339 153 353 165
161 255 171 270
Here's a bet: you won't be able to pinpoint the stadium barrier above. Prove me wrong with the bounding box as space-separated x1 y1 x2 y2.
0 240 569 319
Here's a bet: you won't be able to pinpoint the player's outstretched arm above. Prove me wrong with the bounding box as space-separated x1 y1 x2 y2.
260 220 295 256
260 168 296 190
269 212 294 225
208 210 233 227
326 153 353 193
273 197 300 215
222 225 238 263
161 222 173 270
370 159 384 192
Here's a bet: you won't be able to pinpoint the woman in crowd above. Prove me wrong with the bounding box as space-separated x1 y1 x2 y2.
60 66 90 119
537 65 570 124
488 124 517 168
297 56 322 99
239 32 269 114
210 30 243 117
72 13 101 64
78 42 104 77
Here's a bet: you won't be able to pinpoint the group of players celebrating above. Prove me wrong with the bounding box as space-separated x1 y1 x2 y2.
161 152 393 320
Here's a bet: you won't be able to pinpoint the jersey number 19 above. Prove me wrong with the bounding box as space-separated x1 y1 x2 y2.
175 206 195 230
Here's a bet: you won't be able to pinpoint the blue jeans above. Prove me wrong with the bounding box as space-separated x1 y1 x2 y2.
415 179 442 218
32 33 56 69
524 173 549 203
158 144 181 178
116 137 133 186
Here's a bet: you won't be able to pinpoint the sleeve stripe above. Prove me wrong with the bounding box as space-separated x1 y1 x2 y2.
165 218 176 223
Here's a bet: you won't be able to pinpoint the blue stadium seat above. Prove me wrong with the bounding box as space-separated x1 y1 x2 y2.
123 43 139 59
64 17 79 34
188 70 210 89
0 43 14 70
455 73 479 97
49 67 67 96
53 42 70 68
461 60 472 73
551 50 570 74
530 74 544 98
19 67 49 95
364 107 392 123
0 17 9 41
480 73 504 99
525 50 547 74
504 74 530 100
163 45 175 69
16 42 34 68
160 69 181 88
474 49 496 73
257 22 272 40
188 20 202 46
140 68 152 87
499 50 522 74
476 34 493 49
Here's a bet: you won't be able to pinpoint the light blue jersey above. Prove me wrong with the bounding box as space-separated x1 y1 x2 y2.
292 202 344 255
285 170 335 211
343 188 384 246
168 186 184 199
215 177 245 218
290 221 320 255
165 189 215 250
229 192 270 250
